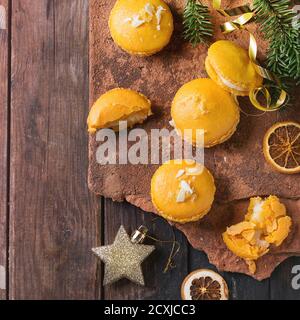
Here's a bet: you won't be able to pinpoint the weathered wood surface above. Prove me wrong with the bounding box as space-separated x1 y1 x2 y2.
9 0 99 299
0 0 8 300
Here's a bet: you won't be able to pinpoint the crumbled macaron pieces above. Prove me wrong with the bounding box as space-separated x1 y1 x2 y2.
223 196 292 274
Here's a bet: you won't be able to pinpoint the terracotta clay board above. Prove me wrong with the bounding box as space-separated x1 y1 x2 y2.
89 0 300 280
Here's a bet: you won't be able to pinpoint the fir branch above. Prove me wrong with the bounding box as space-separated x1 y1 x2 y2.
183 0 213 46
253 0 300 86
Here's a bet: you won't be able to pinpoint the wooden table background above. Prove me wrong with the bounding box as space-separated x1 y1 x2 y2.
0 0 299 300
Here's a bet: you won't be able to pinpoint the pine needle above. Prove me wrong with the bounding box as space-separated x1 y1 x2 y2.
183 0 213 47
253 0 300 86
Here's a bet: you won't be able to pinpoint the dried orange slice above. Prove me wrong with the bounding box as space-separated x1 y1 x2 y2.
263 121 300 174
181 269 229 300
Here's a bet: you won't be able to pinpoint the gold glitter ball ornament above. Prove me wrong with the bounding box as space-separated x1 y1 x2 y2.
92 225 155 286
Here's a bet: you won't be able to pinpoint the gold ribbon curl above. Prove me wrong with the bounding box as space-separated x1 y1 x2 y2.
212 0 288 112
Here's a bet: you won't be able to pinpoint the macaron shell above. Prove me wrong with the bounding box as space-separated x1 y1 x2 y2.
87 88 151 132
151 160 216 223
205 57 249 96
222 232 261 260
265 216 292 246
171 78 240 147
206 40 263 95
109 0 174 56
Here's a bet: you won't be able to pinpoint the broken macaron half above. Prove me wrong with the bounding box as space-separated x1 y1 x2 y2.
87 88 152 133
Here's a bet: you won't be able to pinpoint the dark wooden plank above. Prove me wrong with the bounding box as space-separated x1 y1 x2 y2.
9 0 99 299
270 257 300 300
103 200 189 300
224 274 270 300
189 248 270 300
0 0 8 301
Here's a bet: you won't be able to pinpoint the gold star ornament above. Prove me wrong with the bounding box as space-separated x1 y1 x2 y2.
92 225 155 286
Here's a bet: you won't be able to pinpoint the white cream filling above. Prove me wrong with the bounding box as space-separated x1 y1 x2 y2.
253 230 269 249
251 199 265 223
107 111 148 131
217 73 246 93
